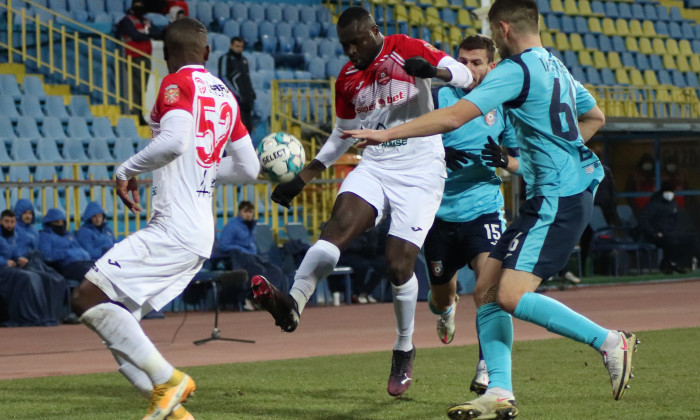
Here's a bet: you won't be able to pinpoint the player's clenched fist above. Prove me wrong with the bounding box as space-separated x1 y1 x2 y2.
271 174 306 208
402 56 437 79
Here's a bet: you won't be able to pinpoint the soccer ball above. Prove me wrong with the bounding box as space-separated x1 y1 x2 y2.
257 132 306 183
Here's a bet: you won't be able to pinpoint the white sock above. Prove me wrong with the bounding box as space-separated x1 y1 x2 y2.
112 351 153 399
485 387 514 399
392 274 418 352
599 330 621 354
476 359 487 373
80 303 174 385
289 240 340 314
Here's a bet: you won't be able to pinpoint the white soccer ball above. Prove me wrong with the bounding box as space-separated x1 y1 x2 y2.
257 132 306 183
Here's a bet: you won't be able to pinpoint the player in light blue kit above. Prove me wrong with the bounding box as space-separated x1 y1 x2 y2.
346 1 639 418
424 34 521 396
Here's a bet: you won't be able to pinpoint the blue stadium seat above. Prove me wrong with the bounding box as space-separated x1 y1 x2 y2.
266 4 282 23
260 20 275 39
643 4 658 21
258 70 275 89
620 51 635 68
63 137 88 161
299 38 318 58
536 0 550 14
19 95 45 124
276 69 294 81
693 40 700 55
222 20 240 38
611 35 625 53
294 70 311 80
574 16 588 34
604 2 619 18
213 1 231 21
0 115 16 140
34 165 58 181
668 22 683 39
253 90 271 121
206 51 224 74
248 3 265 22
67 116 91 138
61 164 85 180
113 138 135 161
635 53 650 70
87 137 113 162
260 34 278 54
9 165 32 181
597 35 612 52
42 116 67 140
669 7 683 22
326 56 346 78
680 22 695 40
571 67 586 83
45 95 70 123
230 2 247 21
563 50 579 68
36 137 64 161
240 21 258 46
617 3 632 19
590 1 604 16
671 69 686 86
249 73 263 91
283 4 299 22
196 2 213 25
584 67 601 85
68 96 94 123
22 76 47 102
16 116 42 139
631 3 644 20
86 0 105 18
256 53 275 71
649 54 663 71
0 74 23 102
145 12 167 27
316 5 331 23
656 5 671 22
243 52 257 71
440 9 456 25
49 0 67 11
685 72 699 89
293 22 311 44
545 14 561 32
0 95 21 123
318 38 336 58
308 56 326 79
300 5 317 25
91 117 115 138
212 33 230 52
600 68 615 85
276 21 293 39
657 69 672 85
654 21 669 38
116 117 139 139
10 138 38 162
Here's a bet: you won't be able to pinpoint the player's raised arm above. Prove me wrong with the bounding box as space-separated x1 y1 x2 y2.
218 107 261 183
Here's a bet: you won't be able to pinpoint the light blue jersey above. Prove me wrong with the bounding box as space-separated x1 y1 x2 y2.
433 85 518 223
465 47 603 199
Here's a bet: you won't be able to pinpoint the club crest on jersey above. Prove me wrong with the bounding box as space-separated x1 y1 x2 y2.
164 84 180 104
431 261 444 276
195 77 207 94
377 70 391 85
484 110 497 126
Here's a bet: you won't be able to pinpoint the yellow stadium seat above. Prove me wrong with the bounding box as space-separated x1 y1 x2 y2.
690 55 700 73
588 17 602 33
601 18 617 36
449 25 462 44
539 14 548 32
434 0 449 8
629 69 644 86
615 19 629 36
457 9 472 28
666 39 680 56
394 5 408 23
679 39 693 56
676 55 690 73
425 7 441 26
420 0 435 6
607 52 622 69
431 26 445 45
555 33 570 51
577 0 594 16
578 50 593 67
550 0 564 14
465 0 479 7
563 0 579 14
643 70 659 87
541 32 555 48
593 50 608 69
625 36 639 52
408 4 424 25
615 68 630 85
662 54 677 70
638 37 653 55
569 33 584 51
652 38 666 55
641 21 657 38
628 20 643 37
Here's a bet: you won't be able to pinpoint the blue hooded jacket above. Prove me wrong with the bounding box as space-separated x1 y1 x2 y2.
76 202 115 260
219 216 257 254
39 208 91 266
14 198 39 257
0 227 21 266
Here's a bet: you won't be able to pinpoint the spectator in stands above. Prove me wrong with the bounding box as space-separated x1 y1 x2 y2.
76 202 116 260
39 208 94 282
117 0 162 124
167 5 185 23
334 221 386 304
639 182 697 274
661 156 687 208
12 200 75 323
0 209 60 326
626 152 657 213
218 201 290 309
219 37 256 132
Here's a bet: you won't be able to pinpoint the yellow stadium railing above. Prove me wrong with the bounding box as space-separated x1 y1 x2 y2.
0 0 164 115
586 85 699 119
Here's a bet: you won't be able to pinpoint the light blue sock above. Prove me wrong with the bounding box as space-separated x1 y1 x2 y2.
513 292 610 350
476 303 513 392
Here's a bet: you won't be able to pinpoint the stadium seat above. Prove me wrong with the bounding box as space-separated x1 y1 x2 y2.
601 18 616 36
546 14 561 32
22 76 47 102
655 21 670 38
588 17 602 33
631 3 644 20
618 2 632 20
86 163 110 180
604 2 619 18
222 20 240 38
641 21 657 38
16 116 42 139
662 54 677 70
639 38 653 55
668 22 683 40
597 34 612 52
36 137 63 161
629 69 644 86
652 38 666 56
8 165 32 182
600 68 615 85
86 0 105 18
91 117 115 139
45 95 70 123
607 52 622 69
0 74 23 102
643 4 658 21
115 117 139 139
635 53 650 71
666 39 680 56
10 138 38 162
678 39 693 56
615 19 629 37
196 2 213 25
615 68 630 85
112 139 135 161
256 53 275 71
578 50 593 67
555 33 570 51
693 40 700 55
61 163 84 180
34 165 58 181
643 70 659 87
308 56 326 79
680 22 695 40
685 72 699 89
326 57 346 79
249 72 263 91
656 5 671 22
260 34 278 54
590 1 604 16
68 96 94 123
42 116 67 140
620 51 635 68
240 21 258 46
668 6 683 22
560 15 576 34
541 32 555 49
690 55 700 73
592 50 608 69
657 69 672 86
649 54 664 71
63 137 88 161
628 20 643 37
253 90 271 121
584 67 601 85
283 4 300 22
230 2 248 21
19 95 46 124
213 1 231 21
0 95 21 123
0 115 16 141
317 38 336 58
671 70 686 87
67 116 91 139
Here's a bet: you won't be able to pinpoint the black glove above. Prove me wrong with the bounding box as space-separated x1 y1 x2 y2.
481 136 509 168
271 174 306 208
402 57 437 78
444 147 474 171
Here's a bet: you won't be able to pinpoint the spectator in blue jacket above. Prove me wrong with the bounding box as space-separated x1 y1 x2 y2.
14 199 39 257
76 202 116 260
218 201 290 309
0 209 58 326
39 208 94 281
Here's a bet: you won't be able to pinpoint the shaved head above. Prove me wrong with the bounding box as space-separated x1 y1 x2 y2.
163 18 209 73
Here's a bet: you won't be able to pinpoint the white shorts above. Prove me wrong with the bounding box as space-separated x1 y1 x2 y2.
338 163 444 248
85 224 205 320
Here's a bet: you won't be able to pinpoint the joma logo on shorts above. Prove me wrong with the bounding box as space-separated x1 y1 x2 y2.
381 139 408 148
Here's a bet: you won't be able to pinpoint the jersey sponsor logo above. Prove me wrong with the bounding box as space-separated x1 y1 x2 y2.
411 226 422 232
430 261 444 276
484 110 497 126
381 138 408 148
194 77 207 94
355 91 406 114
163 84 180 104
377 70 391 85
107 259 121 268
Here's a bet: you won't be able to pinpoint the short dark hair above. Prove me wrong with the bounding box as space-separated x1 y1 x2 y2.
337 6 373 29
459 34 496 63
231 36 244 45
238 200 254 211
488 0 540 35
1 209 15 219
164 17 208 53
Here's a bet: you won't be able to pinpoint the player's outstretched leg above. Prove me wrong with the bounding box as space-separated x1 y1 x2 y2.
387 345 416 397
251 275 299 332
428 290 458 344
447 394 518 420
143 369 196 420
602 331 639 400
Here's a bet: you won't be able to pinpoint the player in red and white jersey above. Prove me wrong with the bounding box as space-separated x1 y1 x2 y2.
70 19 260 420
251 7 473 398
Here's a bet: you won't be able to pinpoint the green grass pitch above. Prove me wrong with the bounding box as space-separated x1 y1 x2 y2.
1 327 697 419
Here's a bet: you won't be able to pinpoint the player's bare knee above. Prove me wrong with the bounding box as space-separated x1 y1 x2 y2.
386 261 413 286
495 289 519 314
